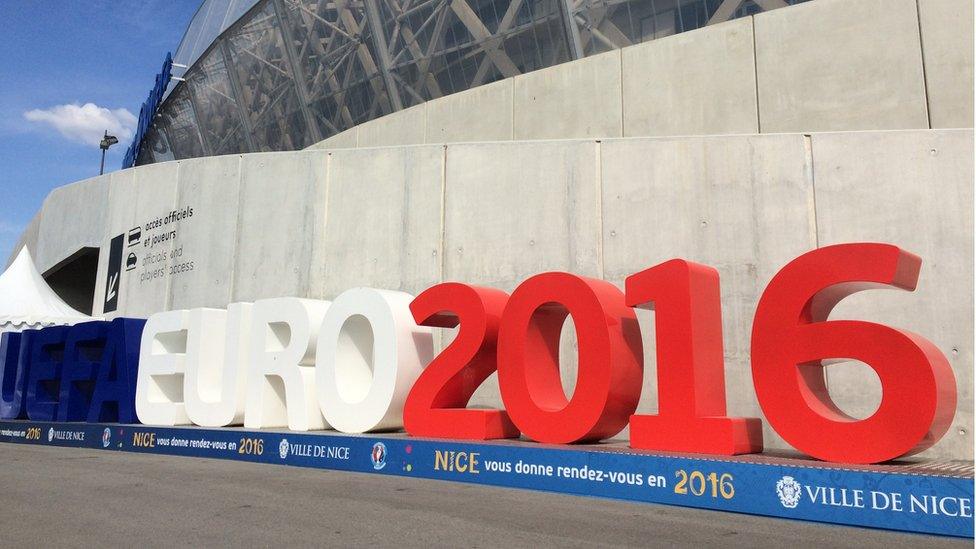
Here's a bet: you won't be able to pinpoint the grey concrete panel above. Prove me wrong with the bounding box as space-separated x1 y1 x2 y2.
514 51 623 140
357 104 427 148
307 126 359 150
811 129 974 460
90 170 132 317
755 0 929 133
232 151 325 302
426 79 514 144
34 174 110 274
119 162 181 318
7 211 41 270
443 140 602 409
443 140 602 291
91 164 181 318
600 134 817 450
918 0 975 128
622 18 758 137
313 145 443 299
168 155 243 310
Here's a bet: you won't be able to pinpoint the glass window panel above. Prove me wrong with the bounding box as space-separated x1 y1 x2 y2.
379 0 568 106
155 85 206 160
224 0 313 150
189 0 234 63
278 0 394 137
573 0 811 56
143 0 814 164
138 127 175 165
222 0 262 33
186 46 250 155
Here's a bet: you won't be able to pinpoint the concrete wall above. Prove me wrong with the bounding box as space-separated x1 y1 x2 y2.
35 175 110 273
810 129 974 454
622 18 758 137
356 104 427 148
90 162 181 319
918 0 975 128
426 79 514 143
231 151 325 302
514 51 623 140
311 145 443 299
168 154 243 310
307 0 972 152
16 128 973 461
755 0 929 133
600 134 817 443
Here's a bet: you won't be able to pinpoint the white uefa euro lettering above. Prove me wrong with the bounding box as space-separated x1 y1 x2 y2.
244 297 330 431
134 288 432 432
135 309 191 425
183 304 251 427
315 288 433 433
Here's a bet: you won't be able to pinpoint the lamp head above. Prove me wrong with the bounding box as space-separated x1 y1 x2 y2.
100 132 119 151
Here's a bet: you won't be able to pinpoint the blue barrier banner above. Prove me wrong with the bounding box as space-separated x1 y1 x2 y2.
0 420 970 538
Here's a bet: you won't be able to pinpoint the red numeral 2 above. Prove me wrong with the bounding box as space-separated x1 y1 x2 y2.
403 283 519 440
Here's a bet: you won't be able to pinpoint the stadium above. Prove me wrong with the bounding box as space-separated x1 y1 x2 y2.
1 0 973 539
128 0 814 164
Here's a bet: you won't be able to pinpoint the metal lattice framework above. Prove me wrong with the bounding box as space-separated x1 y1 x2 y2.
136 0 807 165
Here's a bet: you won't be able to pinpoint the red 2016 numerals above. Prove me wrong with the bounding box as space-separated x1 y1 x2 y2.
402 244 955 464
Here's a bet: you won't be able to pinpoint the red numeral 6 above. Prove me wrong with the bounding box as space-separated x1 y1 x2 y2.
751 243 955 463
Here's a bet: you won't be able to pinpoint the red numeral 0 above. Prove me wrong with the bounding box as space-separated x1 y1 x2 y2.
497 273 642 444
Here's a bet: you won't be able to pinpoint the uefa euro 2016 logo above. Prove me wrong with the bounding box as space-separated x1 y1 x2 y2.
279 439 289 459
102 428 112 448
47 428 54 442
371 442 387 470
776 476 802 508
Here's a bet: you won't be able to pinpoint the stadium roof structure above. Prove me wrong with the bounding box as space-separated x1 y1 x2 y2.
131 0 809 165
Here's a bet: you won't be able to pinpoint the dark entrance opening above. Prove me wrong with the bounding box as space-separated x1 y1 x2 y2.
43 247 99 315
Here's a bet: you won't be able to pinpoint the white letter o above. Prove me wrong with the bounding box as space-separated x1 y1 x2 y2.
316 288 432 433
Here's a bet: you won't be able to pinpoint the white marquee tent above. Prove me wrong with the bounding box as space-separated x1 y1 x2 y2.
0 247 92 332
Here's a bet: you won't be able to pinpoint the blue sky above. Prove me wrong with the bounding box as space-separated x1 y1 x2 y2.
0 0 200 264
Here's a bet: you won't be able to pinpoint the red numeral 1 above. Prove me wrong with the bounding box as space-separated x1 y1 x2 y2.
404 283 519 440
497 273 643 444
628 260 763 455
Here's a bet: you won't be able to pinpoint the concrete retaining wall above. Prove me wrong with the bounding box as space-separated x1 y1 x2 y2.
14 128 973 461
307 0 973 151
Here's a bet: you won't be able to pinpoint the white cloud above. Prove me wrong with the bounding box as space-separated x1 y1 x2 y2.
23 103 136 147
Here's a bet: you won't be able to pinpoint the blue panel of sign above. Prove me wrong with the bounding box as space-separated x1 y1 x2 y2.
0 420 970 538
122 53 172 168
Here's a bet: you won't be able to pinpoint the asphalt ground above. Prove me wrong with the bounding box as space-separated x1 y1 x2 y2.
0 444 967 548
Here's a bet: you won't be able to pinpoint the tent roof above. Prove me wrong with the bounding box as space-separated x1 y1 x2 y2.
0 247 91 331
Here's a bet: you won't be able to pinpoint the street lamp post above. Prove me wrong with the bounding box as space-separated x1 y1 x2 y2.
99 130 119 175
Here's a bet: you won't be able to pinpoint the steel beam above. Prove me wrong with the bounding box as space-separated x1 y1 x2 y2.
364 0 405 111
273 0 324 143
219 39 258 152
559 0 585 59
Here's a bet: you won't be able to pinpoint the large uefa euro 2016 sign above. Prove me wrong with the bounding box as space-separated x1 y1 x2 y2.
0 243 956 464
1 241 970 537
